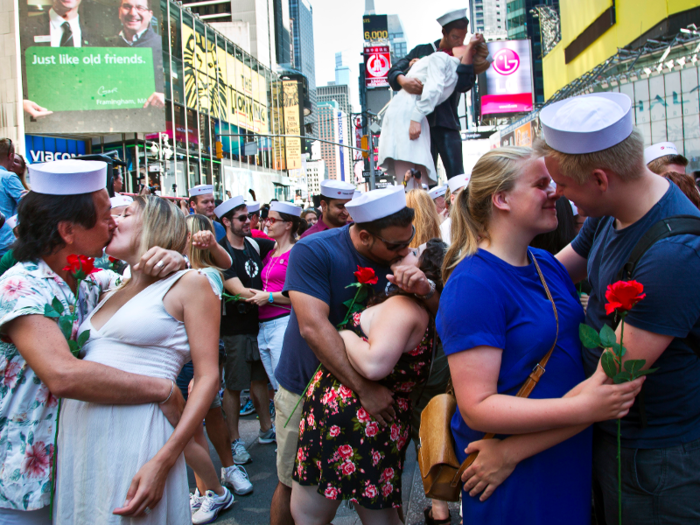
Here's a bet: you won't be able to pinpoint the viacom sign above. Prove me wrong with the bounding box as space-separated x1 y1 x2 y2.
25 135 87 164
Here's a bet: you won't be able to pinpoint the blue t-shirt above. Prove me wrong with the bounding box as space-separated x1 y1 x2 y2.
213 221 226 242
572 182 700 448
275 225 391 396
437 248 591 524
0 167 24 256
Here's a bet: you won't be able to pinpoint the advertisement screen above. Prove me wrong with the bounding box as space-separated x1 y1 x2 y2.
282 81 301 170
19 0 166 134
364 45 391 88
480 40 533 117
363 14 388 42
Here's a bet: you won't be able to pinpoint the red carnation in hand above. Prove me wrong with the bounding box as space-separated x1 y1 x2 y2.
605 280 646 316
354 266 378 285
63 254 98 280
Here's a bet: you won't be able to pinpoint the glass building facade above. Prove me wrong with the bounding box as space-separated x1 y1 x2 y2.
93 0 293 202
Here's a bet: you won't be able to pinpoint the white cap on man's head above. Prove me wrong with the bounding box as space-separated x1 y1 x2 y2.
644 142 682 164
29 160 106 195
345 186 406 223
540 93 634 154
271 201 302 217
246 201 261 213
214 195 245 218
428 186 447 200
188 184 214 197
320 179 355 199
437 8 468 26
6 215 18 231
353 190 362 199
110 195 133 208
448 174 470 194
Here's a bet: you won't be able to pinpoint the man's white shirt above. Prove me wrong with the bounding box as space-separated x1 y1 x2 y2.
49 8 82 47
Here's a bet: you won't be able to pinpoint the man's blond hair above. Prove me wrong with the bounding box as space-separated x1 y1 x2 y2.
533 128 645 184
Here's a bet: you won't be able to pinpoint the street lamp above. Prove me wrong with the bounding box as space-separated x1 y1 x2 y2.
148 133 173 195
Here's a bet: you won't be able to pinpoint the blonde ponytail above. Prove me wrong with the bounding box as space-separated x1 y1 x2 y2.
442 146 534 282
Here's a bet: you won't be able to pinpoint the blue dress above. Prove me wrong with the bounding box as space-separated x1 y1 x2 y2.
436 248 592 525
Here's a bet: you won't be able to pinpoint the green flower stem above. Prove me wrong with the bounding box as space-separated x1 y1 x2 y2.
284 363 322 429
617 315 626 525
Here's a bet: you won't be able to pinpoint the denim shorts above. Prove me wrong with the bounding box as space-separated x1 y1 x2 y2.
592 431 700 524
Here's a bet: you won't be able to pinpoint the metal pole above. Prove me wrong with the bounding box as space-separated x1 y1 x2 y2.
368 129 376 190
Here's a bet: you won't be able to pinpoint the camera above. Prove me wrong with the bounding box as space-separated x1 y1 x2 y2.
410 168 422 180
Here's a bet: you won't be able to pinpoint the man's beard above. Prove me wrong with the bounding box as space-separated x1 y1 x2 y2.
232 224 249 238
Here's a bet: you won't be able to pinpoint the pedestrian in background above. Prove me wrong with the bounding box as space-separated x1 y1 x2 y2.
301 208 318 226
0 139 25 256
405 189 442 249
300 180 355 239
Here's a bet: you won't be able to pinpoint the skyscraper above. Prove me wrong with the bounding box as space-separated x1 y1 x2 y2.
273 0 292 66
469 0 508 41
290 0 317 135
316 101 352 183
387 15 407 61
505 0 559 103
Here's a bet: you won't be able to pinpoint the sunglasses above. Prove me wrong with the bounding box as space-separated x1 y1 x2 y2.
265 217 287 225
232 214 250 222
373 225 416 251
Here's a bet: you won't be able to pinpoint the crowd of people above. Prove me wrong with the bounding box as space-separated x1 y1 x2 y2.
2 8 700 525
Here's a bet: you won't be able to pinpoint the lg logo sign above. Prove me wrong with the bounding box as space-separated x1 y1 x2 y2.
493 48 520 76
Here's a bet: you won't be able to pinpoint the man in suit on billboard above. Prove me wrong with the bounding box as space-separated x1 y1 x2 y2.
21 0 95 118
106 0 165 109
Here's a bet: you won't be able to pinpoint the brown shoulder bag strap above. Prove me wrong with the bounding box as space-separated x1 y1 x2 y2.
450 250 559 487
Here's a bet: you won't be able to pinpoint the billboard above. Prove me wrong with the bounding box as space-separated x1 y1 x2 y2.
282 81 302 170
364 45 391 88
479 40 533 117
363 14 388 42
18 0 166 134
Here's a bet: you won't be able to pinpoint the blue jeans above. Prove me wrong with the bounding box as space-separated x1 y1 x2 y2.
592 431 700 524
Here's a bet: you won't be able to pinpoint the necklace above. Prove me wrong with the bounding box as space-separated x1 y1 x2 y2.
262 246 290 291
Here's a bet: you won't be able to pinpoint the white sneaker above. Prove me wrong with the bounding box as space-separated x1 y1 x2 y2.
231 438 251 465
221 465 254 496
192 488 235 524
189 488 204 515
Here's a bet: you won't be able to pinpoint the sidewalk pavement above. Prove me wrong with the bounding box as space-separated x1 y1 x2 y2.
190 414 461 524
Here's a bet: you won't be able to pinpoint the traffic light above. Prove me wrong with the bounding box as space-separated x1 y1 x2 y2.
215 141 224 159
361 135 369 159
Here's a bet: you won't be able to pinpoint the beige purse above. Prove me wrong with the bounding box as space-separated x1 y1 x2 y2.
417 251 559 501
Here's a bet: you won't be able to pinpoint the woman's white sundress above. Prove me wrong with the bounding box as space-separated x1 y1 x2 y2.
54 270 194 525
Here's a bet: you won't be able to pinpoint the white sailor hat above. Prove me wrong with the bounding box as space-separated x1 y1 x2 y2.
214 195 246 218
270 201 302 217
188 184 214 197
428 185 447 200
110 194 133 208
246 201 261 213
422 183 429 190
29 159 106 195
644 142 684 164
353 190 362 199
6 215 18 231
540 93 634 154
320 179 355 199
345 186 406 223
437 8 468 27
448 174 470 194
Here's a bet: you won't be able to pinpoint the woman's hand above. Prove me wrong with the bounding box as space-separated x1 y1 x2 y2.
191 230 216 250
576 366 645 422
245 289 270 306
461 438 516 501
133 247 186 276
409 120 422 140
113 454 173 517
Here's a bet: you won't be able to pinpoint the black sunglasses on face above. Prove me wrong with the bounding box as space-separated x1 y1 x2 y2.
233 214 250 222
373 225 416 251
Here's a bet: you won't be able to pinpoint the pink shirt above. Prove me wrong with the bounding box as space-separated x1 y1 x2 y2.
258 249 292 320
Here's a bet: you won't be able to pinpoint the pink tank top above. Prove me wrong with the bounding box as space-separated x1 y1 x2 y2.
258 250 292 320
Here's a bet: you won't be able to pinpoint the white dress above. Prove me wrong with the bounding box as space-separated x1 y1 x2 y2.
378 52 461 183
54 271 194 525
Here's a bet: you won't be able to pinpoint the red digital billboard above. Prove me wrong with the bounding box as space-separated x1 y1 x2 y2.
364 45 391 88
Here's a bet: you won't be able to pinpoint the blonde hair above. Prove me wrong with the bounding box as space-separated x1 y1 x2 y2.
405 189 442 248
186 214 225 274
131 196 188 257
532 128 645 184
443 147 534 281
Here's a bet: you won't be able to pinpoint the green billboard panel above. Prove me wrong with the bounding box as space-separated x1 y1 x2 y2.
26 47 156 112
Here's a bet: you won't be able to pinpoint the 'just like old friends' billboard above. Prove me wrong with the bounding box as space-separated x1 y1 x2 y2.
19 0 166 134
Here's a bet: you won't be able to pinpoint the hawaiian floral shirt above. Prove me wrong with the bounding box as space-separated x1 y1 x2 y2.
0 260 118 511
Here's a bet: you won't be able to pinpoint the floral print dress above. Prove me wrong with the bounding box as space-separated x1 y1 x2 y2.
293 310 434 509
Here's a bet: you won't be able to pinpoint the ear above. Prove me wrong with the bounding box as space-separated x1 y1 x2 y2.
357 229 374 248
492 190 510 212
221 217 231 230
57 221 76 246
591 169 609 192
319 200 327 213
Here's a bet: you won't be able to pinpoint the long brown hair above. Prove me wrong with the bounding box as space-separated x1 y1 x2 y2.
405 189 441 248
186 214 225 274
665 171 700 209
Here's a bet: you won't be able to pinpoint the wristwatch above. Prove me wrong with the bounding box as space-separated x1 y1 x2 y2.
414 278 436 300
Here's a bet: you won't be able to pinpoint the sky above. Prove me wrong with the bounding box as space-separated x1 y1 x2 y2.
311 0 469 109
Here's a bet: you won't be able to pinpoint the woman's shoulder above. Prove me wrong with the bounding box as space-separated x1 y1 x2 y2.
374 294 429 326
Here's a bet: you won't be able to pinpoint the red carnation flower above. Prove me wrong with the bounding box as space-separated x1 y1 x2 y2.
354 266 378 285
605 280 646 316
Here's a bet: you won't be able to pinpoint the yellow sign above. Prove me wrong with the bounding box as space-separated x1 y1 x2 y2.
282 80 301 170
182 25 268 134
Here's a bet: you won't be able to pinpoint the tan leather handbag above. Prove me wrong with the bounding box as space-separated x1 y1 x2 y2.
417 251 559 502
